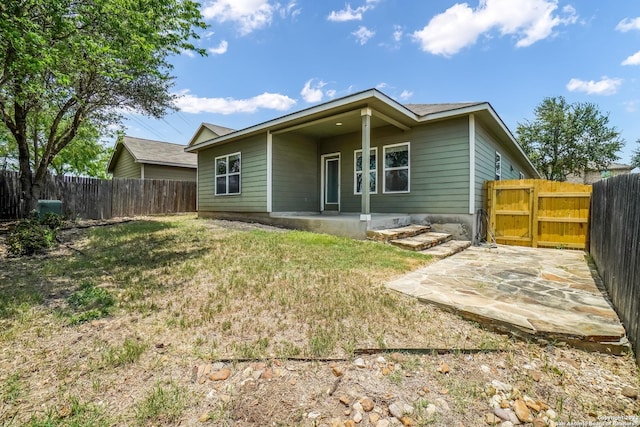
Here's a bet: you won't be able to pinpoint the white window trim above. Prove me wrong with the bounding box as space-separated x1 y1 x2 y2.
519 171 525 180
495 151 502 181
354 147 378 195
383 142 410 194
215 152 241 195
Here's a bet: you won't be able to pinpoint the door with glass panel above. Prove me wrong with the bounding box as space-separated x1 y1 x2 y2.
323 155 340 211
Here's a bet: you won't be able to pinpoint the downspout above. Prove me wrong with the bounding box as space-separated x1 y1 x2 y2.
267 131 273 213
360 108 372 221
469 114 477 242
141 163 145 179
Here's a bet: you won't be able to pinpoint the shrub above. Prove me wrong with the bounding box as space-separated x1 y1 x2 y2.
6 213 64 256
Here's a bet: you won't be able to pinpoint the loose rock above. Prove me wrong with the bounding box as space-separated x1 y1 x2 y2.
484 413 501 425
354 358 366 368
388 402 404 419
622 386 638 399
209 368 231 381
513 399 533 423
361 397 374 412
332 366 344 377
400 416 416 426
376 420 390 427
439 363 451 374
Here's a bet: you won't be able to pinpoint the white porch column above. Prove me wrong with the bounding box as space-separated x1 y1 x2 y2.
360 108 372 220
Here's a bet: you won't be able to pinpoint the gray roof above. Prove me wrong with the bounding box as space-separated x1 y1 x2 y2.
606 162 633 170
202 123 236 137
118 136 196 168
404 103 484 116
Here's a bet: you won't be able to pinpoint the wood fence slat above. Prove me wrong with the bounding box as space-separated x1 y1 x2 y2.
0 171 195 220
590 174 640 366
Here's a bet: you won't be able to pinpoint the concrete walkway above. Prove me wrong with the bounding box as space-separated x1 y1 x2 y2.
386 245 628 353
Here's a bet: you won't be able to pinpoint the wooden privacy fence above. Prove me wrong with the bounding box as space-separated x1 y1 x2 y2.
0 171 196 220
590 174 640 365
485 179 592 249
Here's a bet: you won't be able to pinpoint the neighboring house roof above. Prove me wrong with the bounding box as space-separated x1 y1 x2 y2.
107 136 196 173
590 162 633 171
185 88 539 177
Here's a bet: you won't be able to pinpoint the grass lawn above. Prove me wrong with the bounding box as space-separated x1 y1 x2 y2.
0 215 637 426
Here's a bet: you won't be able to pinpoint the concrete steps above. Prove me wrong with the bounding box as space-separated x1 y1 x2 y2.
368 224 471 258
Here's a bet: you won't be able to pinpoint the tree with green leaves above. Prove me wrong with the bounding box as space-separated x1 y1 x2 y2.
630 139 640 170
0 0 206 213
516 96 623 181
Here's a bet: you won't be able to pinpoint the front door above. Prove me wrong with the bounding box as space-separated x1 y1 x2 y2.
323 154 340 212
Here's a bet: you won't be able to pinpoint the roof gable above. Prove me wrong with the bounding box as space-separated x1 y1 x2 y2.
188 123 236 147
404 103 484 116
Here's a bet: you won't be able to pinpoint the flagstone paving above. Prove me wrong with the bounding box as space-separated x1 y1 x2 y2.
386 244 629 353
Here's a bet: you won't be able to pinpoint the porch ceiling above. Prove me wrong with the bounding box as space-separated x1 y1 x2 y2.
271 108 410 139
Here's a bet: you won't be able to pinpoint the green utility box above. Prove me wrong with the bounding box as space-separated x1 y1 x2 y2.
37 200 63 218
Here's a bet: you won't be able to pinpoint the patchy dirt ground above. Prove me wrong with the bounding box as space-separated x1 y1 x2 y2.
0 218 638 427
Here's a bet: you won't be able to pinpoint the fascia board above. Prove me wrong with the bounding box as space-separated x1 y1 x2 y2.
185 89 420 153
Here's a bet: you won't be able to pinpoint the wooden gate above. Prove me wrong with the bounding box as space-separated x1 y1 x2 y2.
485 179 592 249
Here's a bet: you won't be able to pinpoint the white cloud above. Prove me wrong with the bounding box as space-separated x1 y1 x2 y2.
208 40 229 55
616 17 640 32
376 82 389 90
566 77 622 95
174 90 296 114
412 0 577 56
280 1 301 19
399 90 414 101
622 50 640 66
326 89 337 99
202 0 275 35
353 26 375 45
327 0 380 22
301 79 327 103
393 25 403 42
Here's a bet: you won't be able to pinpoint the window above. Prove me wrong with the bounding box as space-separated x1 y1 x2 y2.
215 152 241 195
519 171 525 180
354 148 377 194
495 152 502 181
383 143 410 193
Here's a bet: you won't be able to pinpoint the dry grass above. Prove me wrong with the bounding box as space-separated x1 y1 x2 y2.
0 215 637 426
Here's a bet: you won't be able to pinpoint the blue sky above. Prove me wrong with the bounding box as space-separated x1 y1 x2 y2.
122 0 640 164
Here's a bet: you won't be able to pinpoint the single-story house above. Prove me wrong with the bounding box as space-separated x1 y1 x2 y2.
186 89 539 240
566 162 634 185
107 136 197 181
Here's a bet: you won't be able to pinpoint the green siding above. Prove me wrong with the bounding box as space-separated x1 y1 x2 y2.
319 118 470 214
272 134 319 211
198 135 267 212
112 149 141 178
474 120 531 211
145 164 196 181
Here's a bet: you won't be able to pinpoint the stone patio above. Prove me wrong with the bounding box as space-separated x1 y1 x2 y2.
386 245 629 354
